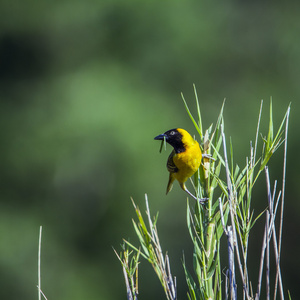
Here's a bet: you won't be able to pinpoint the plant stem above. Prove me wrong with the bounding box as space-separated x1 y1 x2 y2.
274 106 290 300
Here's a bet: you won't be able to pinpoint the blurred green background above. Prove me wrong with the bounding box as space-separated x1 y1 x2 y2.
1 1 299 299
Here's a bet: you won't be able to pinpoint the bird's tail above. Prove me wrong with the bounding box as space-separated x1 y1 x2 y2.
166 174 175 195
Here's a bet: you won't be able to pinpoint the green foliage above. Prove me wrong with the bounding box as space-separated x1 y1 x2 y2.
114 244 139 300
124 196 176 300
116 88 291 300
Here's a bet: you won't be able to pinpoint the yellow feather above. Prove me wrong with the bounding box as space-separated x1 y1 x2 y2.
155 128 202 198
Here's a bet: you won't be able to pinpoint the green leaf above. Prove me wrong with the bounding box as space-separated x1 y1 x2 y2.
211 160 222 189
267 98 274 148
183 258 199 300
159 136 167 153
193 84 203 138
181 93 202 138
131 220 150 256
206 242 220 279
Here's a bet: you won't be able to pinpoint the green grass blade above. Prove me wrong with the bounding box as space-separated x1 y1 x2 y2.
193 84 203 137
181 92 202 137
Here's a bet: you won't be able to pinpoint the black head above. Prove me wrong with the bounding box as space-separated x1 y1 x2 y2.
154 128 185 153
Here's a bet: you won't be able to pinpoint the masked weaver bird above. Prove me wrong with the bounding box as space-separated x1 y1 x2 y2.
154 128 205 202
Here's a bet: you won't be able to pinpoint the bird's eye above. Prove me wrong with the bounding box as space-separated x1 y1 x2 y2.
170 131 175 135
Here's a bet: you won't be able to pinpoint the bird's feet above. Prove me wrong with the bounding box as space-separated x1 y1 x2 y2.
184 189 208 204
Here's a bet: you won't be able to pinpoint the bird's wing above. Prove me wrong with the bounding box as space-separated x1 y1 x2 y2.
167 150 178 173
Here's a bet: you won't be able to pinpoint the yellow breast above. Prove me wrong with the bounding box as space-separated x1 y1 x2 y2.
172 141 202 183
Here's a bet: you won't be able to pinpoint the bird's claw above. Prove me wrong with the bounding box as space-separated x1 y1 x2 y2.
184 189 208 204
197 197 208 205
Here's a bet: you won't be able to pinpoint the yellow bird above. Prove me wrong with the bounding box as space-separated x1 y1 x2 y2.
154 128 203 201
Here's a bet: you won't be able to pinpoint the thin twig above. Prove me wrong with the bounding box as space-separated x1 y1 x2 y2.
123 266 134 300
266 174 275 300
228 226 237 300
255 215 268 300
219 198 236 299
225 268 229 300
37 286 48 300
274 106 290 300
266 209 270 300
166 255 177 299
265 167 284 300
273 191 282 224
221 124 250 299
144 194 176 300
38 226 42 300
268 191 282 238
253 100 263 163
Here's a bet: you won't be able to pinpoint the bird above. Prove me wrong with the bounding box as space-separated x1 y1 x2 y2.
154 128 204 202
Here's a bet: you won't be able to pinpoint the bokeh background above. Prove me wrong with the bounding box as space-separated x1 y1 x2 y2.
1 1 299 299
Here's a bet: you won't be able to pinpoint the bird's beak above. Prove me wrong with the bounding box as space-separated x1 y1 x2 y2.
154 133 166 141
